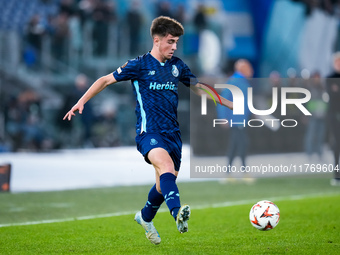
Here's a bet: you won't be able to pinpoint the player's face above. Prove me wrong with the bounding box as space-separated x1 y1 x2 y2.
157 34 179 61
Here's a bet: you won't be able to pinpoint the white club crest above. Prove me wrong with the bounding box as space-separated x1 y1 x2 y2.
172 65 179 77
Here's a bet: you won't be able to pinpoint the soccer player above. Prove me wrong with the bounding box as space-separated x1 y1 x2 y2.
63 16 233 245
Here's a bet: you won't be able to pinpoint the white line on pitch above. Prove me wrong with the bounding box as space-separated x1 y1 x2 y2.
0 192 339 228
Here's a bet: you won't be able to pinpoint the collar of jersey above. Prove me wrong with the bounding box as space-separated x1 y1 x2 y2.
148 52 168 66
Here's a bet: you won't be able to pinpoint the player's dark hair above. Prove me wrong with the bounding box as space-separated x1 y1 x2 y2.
150 16 184 38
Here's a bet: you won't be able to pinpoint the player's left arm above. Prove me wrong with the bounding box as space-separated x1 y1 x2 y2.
191 82 233 110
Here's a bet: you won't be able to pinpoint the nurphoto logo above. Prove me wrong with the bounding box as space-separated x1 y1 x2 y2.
200 84 312 128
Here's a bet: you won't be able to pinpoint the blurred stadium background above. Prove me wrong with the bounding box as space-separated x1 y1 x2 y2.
0 0 339 191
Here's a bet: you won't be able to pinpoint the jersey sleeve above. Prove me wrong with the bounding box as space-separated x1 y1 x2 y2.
179 62 198 87
112 58 140 82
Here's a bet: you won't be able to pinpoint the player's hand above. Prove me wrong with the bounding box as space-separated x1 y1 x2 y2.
63 103 84 121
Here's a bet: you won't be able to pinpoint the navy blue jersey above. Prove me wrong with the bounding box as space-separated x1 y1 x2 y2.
113 52 197 134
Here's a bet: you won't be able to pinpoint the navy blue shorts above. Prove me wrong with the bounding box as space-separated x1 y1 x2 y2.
135 131 182 171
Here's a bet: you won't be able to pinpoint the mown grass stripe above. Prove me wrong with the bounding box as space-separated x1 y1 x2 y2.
0 191 339 228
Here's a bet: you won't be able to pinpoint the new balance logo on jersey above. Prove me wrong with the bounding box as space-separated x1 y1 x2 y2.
149 82 176 90
148 70 155 75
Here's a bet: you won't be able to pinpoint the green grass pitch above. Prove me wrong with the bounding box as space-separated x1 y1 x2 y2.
0 176 339 254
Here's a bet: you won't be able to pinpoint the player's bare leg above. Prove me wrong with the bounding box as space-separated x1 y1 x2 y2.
149 148 190 233
134 149 168 245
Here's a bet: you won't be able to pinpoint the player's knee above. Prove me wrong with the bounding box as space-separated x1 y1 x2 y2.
149 148 175 174
159 163 176 175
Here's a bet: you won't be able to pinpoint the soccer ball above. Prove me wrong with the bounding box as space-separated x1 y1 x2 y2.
249 200 280 230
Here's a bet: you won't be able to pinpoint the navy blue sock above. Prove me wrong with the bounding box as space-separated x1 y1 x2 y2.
160 172 181 220
141 184 164 222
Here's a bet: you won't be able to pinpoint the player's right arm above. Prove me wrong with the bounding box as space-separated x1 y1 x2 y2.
63 74 117 121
